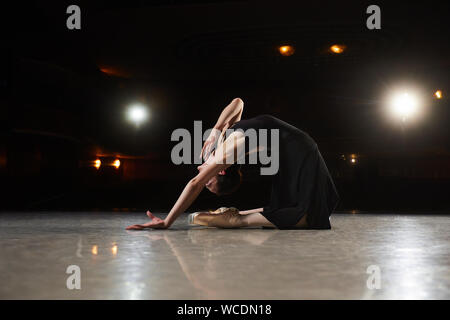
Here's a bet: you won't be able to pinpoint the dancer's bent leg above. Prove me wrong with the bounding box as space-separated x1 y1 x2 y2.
189 210 307 228
191 209 247 228
244 212 308 228
190 210 276 228
241 212 276 228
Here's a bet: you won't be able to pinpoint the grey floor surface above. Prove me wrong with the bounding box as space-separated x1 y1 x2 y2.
0 212 448 299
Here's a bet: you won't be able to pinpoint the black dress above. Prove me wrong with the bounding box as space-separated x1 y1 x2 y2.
230 115 339 229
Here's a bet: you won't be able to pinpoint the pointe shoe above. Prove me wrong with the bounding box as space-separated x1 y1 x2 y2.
188 208 241 227
188 212 213 227
210 207 228 214
188 212 200 225
210 207 239 214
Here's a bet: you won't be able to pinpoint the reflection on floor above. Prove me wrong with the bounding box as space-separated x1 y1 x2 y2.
0 212 449 299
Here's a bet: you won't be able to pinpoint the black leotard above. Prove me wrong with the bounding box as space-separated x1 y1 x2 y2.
231 115 339 229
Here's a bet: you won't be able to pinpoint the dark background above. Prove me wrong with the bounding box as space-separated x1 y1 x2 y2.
0 0 449 212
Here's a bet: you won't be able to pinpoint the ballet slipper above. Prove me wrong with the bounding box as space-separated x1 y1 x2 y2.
188 208 244 228
188 212 215 226
188 212 201 225
210 207 239 214
210 207 228 214
208 208 243 228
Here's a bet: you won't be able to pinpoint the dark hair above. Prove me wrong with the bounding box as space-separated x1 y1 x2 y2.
216 165 242 196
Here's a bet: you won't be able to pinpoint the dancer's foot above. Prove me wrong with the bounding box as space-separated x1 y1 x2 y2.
189 208 245 228
210 207 238 214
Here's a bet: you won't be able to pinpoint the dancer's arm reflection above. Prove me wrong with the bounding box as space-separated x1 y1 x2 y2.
161 230 277 298
163 233 217 298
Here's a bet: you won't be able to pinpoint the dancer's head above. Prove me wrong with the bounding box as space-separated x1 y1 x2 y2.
214 165 242 196
198 163 242 195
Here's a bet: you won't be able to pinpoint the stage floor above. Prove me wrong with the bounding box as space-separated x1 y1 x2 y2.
0 212 448 299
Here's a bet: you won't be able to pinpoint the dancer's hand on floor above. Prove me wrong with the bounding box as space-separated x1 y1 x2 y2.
126 211 169 230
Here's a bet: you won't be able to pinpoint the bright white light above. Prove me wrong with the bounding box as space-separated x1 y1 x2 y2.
94 159 101 169
127 104 148 126
113 159 121 169
389 92 420 121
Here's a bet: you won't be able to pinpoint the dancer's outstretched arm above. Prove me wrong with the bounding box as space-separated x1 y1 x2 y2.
126 160 229 230
201 98 244 160
163 159 229 227
213 97 244 131
126 131 246 230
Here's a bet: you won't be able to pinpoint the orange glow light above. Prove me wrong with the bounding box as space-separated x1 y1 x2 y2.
113 159 121 169
112 245 118 256
278 45 295 56
330 44 346 54
435 90 442 99
91 245 98 255
94 159 101 169
99 66 131 78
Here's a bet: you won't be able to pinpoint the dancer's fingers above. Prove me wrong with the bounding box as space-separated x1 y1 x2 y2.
126 224 144 230
146 210 155 219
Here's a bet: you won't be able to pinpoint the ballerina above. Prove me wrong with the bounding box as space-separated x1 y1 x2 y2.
126 98 339 230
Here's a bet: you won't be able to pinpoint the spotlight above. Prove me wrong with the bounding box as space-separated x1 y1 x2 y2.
94 159 101 169
113 159 121 169
278 45 295 56
330 44 346 54
434 90 442 99
388 91 421 122
127 104 149 126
